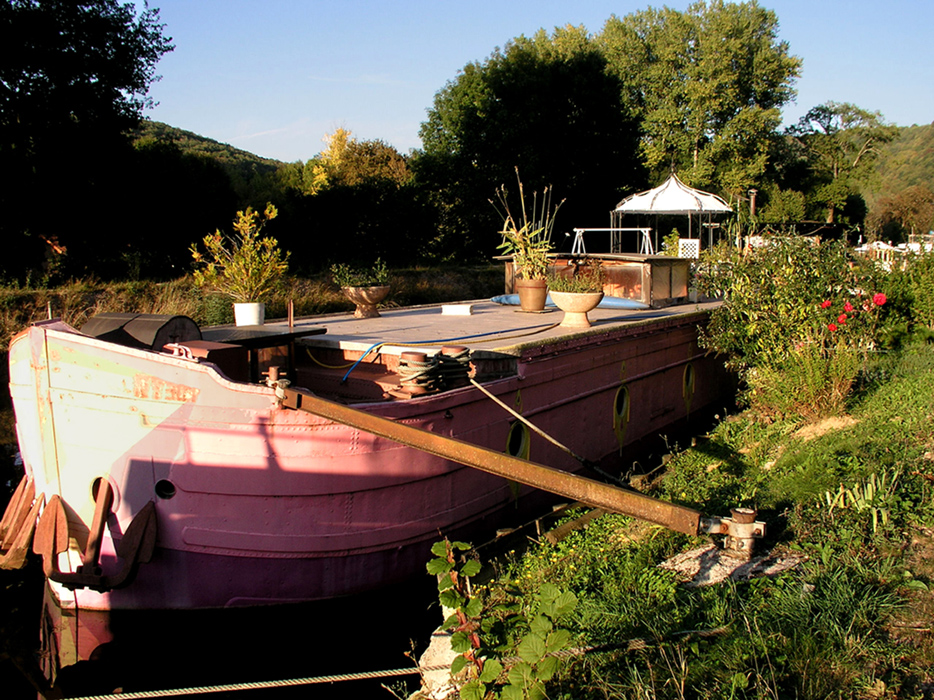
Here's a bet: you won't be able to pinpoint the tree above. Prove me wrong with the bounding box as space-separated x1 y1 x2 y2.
867 185 934 241
416 25 643 262
114 138 237 279
788 101 897 224
759 186 806 227
597 0 800 198
269 129 425 272
0 0 173 279
285 177 435 273
297 128 410 195
867 123 934 201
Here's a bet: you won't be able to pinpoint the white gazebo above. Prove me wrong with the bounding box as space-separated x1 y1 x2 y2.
612 174 732 255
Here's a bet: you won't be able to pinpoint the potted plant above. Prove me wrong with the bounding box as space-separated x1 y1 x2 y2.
491 169 564 312
190 204 290 326
330 258 391 318
547 262 606 328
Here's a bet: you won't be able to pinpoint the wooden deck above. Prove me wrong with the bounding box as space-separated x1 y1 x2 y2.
283 298 719 356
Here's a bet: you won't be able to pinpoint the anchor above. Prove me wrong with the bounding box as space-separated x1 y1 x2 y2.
1 475 41 570
32 479 158 592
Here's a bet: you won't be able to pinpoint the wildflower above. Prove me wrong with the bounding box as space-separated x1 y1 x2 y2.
837 313 847 324
873 292 887 306
843 302 854 312
828 323 838 332
820 299 832 309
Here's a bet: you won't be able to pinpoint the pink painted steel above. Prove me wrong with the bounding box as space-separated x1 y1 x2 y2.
10 312 727 618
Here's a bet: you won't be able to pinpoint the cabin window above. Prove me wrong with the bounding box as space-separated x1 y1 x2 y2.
614 385 631 447
506 421 531 460
683 362 696 414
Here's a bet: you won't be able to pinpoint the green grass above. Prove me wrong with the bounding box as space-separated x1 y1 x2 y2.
0 264 504 348
474 341 934 699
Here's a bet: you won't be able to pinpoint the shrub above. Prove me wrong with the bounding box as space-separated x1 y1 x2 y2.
905 249 934 331
428 539 578 700
329 258 390 288
661 230 681 256
696 237 892 418
190 204 289 302
547 263 606 293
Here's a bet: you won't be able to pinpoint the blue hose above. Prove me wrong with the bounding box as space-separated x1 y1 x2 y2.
490 294 651 310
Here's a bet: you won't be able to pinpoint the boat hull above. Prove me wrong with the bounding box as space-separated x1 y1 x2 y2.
7 306 731 680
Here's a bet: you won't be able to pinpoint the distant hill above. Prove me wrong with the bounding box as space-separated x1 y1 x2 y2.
132 120 285 182
133 118 932 233
861 122 934 208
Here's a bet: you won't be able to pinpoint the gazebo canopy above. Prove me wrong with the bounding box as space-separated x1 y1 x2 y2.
615 173 732 215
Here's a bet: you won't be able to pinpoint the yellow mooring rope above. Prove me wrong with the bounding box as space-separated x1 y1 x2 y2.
64 628 730 699
67 664 448 700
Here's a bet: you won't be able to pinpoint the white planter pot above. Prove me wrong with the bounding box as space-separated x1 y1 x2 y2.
550 291 603 328
234 302 265 327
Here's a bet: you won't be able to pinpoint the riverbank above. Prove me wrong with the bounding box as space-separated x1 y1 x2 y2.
431 340 934 699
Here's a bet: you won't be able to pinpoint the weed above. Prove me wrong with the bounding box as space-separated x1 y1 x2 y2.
466 340 934 699
824 470 901 533
427 538 578 700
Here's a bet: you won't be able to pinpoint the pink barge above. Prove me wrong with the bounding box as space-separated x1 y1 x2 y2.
2 289 732 685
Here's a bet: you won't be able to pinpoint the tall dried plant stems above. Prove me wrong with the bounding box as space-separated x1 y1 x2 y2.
491 167 564 280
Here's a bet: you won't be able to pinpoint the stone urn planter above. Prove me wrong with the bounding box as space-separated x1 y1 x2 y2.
342 285 391 318
233 302 265 326
514 278 548 312
550 291 604 328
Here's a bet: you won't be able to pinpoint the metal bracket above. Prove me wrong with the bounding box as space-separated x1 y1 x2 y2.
265 367 292 404
278 385 766 550
699 508 766 556
280 385 705 536
164 342 196 361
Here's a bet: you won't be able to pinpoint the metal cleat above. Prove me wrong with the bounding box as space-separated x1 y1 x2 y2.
264 366 292 403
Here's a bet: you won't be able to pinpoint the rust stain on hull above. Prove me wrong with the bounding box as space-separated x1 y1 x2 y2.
133 374 200 402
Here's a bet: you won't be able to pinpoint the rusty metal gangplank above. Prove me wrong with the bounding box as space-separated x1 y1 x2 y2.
280 386 763 547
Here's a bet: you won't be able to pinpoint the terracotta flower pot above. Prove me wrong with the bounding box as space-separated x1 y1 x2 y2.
342 285 391 318
550 291 603 328
514 278 548 312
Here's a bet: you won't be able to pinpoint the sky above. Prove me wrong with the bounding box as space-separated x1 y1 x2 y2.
138 0 934 163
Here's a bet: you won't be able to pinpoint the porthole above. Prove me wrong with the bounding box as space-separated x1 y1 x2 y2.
90 477 118 510
613 385 631 447
505 421 531 460
155 479 177 500
683 363 696 414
